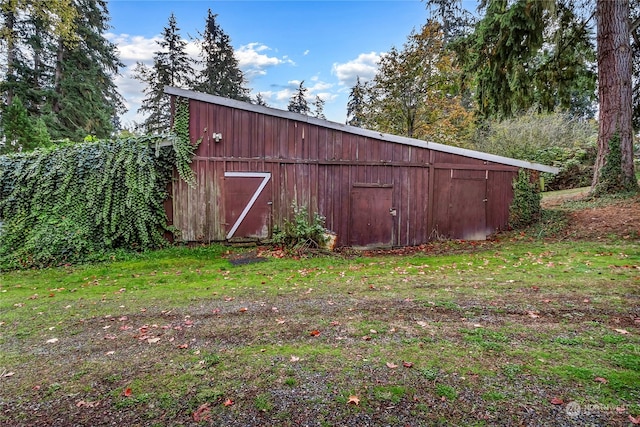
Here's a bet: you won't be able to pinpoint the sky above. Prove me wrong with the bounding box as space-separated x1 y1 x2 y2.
105 0 443 127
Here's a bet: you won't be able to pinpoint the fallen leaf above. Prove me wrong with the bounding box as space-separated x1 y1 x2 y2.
239 307 248 312
192 403 211 422
527 311 540 318
223 399 234 407
276 318 286 324
614 328 630 335
550 397 564 405
178 343 189 349
630 415 640 425
309 330 320 337
386 362 398 369
290 355 300 362
594 377 608 384
46 338 59 344
106 351 115 356
123 388 132 397
403 361 414 368
147 337 161 344
347 395 360 405
2 371 15 378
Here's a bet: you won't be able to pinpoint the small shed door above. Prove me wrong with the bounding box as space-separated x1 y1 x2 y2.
224 172 272 240
448 170 487 240
349 185 394 248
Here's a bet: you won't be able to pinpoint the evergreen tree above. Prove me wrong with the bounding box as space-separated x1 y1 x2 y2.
192 9 250 101
45 0 125 140
346 76 367 127
312 95 326 120
465 0 595 120
287 81 309 114
0 0 77 107
254 93 268 106
135 13 194 134
0 97 50 154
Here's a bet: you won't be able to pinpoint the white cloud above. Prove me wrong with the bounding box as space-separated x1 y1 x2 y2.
236 42 293 80
332 51 381 87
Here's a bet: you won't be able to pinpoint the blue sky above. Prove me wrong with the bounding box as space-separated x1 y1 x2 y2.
106 0 442 126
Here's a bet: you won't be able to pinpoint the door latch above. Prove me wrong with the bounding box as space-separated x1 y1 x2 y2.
389 208 397 216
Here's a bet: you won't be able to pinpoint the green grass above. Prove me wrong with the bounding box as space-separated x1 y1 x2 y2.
1 226 639 425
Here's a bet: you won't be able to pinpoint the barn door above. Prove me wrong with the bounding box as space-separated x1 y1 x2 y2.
224 172 272 240
349 185 394 248
448 170 487 240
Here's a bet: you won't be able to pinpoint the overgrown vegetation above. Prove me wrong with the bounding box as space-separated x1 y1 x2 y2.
593 132 639 196
0 99 198 270
272 204 327 251
509 170 542 229
474 111 598 191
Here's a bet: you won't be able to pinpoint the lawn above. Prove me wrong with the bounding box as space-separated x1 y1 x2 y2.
1 199 639 426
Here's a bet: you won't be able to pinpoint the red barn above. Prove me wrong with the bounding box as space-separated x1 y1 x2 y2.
165 87 558 249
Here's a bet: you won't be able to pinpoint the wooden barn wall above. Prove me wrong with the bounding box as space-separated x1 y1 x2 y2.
171 98 518 245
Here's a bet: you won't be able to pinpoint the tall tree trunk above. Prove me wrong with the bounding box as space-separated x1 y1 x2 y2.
53 38 65 113
4 9 16 107
592 0 637 194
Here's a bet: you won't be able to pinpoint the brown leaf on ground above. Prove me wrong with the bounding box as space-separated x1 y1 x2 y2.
550 397 563 405
347 395 360 405
193 403 211 421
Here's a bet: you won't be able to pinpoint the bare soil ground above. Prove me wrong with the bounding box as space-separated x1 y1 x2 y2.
542 191 640 241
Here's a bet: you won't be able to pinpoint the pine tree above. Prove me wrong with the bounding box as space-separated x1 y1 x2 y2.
135 13 194 134
254 93 268 106
45 0 125 140
192 9 250 101
0 97 50 154
346 76 367 127
287 81 309 115
312 95 326 120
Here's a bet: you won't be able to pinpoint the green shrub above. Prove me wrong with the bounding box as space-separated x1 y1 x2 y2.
272 204 327 250
474 111 597 190
509 170 541 229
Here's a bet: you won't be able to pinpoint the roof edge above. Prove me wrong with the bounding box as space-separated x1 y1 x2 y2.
164 86 560 174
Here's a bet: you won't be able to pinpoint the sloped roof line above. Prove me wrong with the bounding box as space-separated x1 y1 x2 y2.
164 86 559 174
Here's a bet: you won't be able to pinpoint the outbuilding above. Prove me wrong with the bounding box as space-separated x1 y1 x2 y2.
165 86 558 249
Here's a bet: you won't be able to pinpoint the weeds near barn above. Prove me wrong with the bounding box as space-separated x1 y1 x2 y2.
1 197 639 426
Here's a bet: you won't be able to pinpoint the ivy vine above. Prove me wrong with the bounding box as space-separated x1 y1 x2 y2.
0 97 199 269
508 169 542 229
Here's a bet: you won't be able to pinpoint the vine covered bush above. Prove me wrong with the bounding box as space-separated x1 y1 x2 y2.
509 170 542 229
0 99 198 269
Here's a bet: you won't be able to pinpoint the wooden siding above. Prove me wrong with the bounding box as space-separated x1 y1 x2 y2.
170 97 522 247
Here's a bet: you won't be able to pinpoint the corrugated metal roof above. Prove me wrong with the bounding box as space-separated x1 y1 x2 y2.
164 86 560 174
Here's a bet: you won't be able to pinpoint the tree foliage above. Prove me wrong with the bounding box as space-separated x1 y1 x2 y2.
134 13 194 134
362 21 474 145
192 9 250 101
0 0 123 144
287 81 310 115
346 76 368 127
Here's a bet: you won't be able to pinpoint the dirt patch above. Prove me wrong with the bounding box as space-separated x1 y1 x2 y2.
543 193 640 240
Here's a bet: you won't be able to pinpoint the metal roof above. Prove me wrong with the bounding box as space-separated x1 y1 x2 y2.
165 86 560 174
